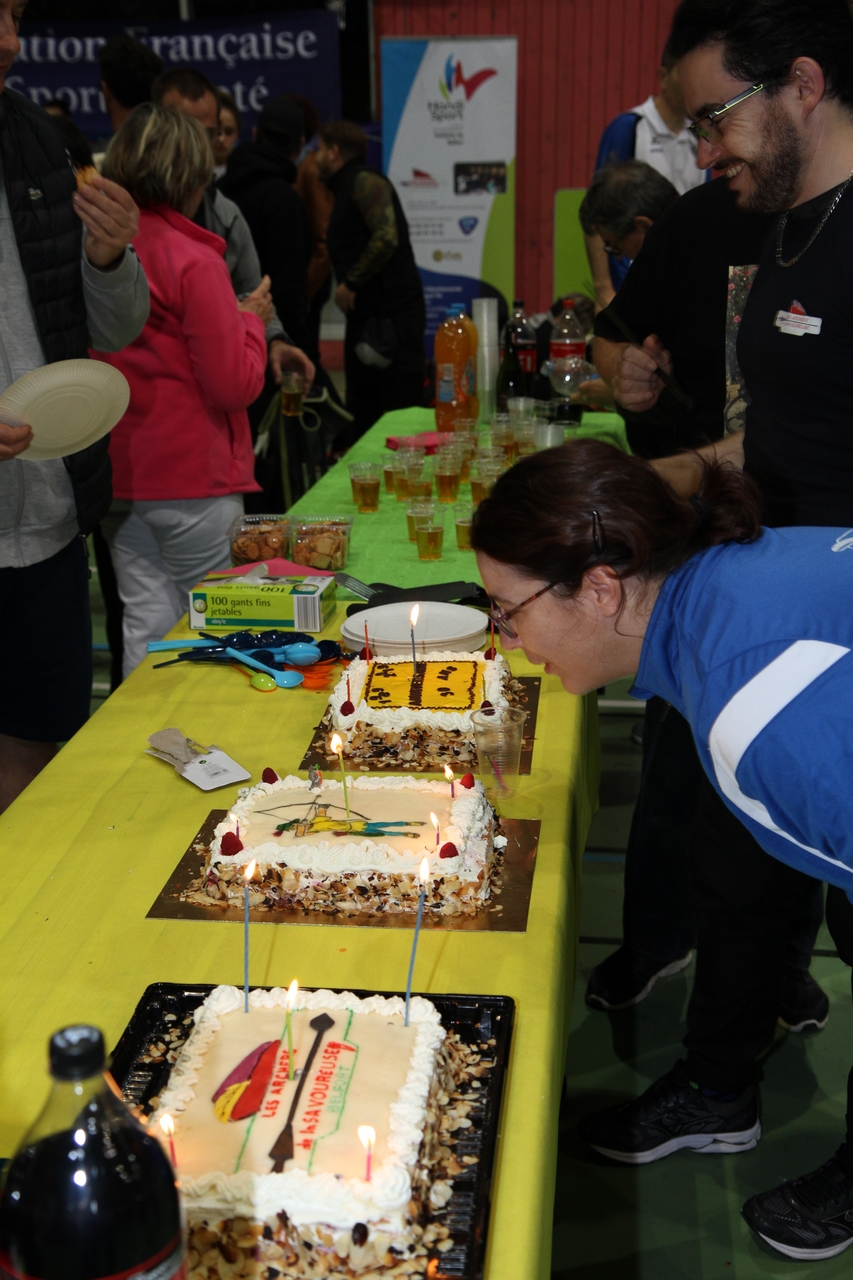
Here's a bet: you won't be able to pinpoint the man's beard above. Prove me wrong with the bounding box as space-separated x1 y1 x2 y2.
731 100 805 214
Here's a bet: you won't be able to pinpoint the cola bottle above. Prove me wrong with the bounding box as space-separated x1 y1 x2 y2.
500 300 537 393
0 1026 184 1280
495 327 526 411
549 299 586 363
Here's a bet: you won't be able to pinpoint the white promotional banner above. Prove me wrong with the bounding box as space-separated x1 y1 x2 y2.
381 37 517 353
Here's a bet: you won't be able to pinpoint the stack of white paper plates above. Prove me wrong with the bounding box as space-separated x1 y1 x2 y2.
341 601 488 656
0 359 130 461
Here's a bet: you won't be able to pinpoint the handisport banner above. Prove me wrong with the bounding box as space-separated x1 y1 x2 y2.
382 37 517 353
7 13 340 142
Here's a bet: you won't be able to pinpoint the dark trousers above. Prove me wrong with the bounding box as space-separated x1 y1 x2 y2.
344 310 425 443
623 701 823 972
686 773 853 1142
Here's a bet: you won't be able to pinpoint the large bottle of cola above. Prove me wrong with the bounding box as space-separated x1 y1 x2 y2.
500 299 537 393
0 1026 184 1280
549 299 586 363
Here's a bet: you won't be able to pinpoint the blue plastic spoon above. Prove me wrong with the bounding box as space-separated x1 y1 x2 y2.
224 648 304 688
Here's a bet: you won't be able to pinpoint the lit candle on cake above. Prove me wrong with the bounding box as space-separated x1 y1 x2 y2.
430 811 439 848
405 857 430 1026
159 1113 177 1169
410 603 419 675
285 977 298 1082
444 764 455 799
243 859 256 1013
330 733 351 819
358 1125 375 1182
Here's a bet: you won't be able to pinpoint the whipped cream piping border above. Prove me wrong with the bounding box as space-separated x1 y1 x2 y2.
329 651 510 735
211 775 497 880
151 985 446 1231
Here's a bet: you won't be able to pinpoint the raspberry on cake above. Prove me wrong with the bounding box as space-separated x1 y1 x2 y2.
185 774 506 918
325 651 514 772
150 985 493 1277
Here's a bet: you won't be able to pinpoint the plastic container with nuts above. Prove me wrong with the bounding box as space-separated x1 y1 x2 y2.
229 514 290 566
291 516 353 571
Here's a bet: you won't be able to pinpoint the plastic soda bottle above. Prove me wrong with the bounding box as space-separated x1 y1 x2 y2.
0 1025 184 1280
454 304 480 423
434 307 471 430
549 299 586 362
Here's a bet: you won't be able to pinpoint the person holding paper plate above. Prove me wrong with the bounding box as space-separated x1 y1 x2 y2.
93 103 269 677
0 0 150 814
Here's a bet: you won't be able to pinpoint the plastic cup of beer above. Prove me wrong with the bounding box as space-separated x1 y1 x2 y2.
471 706 528 801
415 508 445 561
491 422 518 466
454 416 478 435
280 371 305 417
383 461 396 493
454 502 474 551
407 501 435 543
514 419 537 457
407 464 434 501
354 462 381 513
435 449 462 503
470 463 502 506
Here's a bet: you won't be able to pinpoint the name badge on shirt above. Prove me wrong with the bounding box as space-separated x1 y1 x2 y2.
774 299 822 336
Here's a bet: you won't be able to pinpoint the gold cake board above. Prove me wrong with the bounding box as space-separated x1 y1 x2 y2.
147 810 540 932
299 674 541 775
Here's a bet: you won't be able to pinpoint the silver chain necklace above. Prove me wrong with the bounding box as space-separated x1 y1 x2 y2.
775 170 853 268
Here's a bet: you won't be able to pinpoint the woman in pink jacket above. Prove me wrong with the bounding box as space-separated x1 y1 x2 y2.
95 104 270 675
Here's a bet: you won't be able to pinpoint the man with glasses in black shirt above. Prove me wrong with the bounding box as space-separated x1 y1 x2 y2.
580 0 853 1260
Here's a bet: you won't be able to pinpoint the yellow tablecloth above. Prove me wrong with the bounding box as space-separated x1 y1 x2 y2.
0 417 600 1280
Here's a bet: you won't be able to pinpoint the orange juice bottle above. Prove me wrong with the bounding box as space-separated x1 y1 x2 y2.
455 305 480 423
434 308 471 431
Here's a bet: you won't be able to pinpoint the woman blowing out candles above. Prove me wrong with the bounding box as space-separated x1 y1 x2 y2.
471 440 853 1262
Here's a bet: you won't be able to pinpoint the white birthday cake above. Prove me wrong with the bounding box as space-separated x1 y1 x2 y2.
152 985 492 1276
324 651 513 771
187 774 505 917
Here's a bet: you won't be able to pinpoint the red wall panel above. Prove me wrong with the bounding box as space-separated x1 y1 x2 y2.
375 0 681 309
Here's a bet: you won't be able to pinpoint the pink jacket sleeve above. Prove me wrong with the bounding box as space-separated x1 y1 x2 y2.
180 254 267 411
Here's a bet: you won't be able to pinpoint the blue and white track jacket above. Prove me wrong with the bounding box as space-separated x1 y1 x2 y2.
632 526 853 900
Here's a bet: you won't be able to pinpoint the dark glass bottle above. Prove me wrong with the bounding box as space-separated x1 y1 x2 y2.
495 327 526 410
0 1026 184 1280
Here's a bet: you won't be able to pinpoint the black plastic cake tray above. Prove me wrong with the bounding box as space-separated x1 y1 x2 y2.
110 983 514 1280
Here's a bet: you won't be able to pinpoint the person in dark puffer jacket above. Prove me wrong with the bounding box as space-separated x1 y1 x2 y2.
0 3 150 814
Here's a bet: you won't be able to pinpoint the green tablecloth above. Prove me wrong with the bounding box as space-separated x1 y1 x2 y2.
289 407 629 588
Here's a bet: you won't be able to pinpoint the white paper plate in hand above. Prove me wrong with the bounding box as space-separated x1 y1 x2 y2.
341 600 488 656
0 359 130 461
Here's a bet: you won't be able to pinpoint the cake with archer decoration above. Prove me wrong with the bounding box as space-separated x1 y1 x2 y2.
151 984 495 1277
183 772 506 918
323 650 518 772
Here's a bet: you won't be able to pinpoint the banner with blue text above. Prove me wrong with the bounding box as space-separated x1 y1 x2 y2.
382 36 517 354
8 13 340 142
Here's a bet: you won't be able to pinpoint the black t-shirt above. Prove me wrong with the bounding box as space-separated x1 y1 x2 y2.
594 178 772 458
737 181 853 526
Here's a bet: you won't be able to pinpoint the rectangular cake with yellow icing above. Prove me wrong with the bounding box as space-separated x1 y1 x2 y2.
325 651 513 772
151 984 493 1277
184 774 505 917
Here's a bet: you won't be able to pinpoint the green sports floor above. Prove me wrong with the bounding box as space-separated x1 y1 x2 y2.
86 572 852 1278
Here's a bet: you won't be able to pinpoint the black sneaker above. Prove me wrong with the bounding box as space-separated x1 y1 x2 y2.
578 1061 760 1164
778 969 830 1033
585 946 693 1011
742 1146 853 1260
